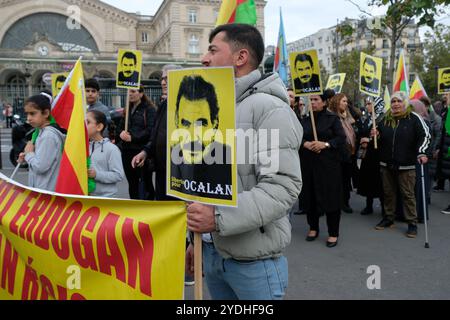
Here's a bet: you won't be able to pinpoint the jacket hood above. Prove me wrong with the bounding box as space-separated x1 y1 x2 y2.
44 124 66 139
90 138 111 152
236 70 289 105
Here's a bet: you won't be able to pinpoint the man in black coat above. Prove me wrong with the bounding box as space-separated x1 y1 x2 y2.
131 64 182 200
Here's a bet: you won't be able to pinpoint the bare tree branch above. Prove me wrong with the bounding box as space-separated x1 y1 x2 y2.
345 0 375 17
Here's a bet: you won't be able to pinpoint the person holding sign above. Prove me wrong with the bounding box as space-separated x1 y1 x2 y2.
372 91 430 238
438 68 450 93
292 52 321 95
360 54 382 96
117 51 140 88
116 86 156 199
185 24 303 300
299 94 346 247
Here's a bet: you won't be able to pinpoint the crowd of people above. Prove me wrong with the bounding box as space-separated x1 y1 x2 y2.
11 23 450 300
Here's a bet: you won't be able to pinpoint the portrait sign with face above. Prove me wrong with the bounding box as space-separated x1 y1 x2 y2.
289 50 323 96
359 52 383 97
438 67 450 94
325 73 346 94
116 49 143 89
51 72 69 98
167 67 237 206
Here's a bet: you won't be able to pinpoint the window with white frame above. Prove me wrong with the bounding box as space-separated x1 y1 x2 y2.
142 32 148 43
188 34 199 54
188 9 197 23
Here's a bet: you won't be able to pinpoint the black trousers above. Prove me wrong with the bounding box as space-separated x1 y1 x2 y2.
305 181 341 237
342 161 353 206
122 150 154 200
307 209 341 237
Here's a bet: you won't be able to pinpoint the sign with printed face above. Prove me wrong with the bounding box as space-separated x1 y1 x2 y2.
166 67 237 207
116 49 143 89
51 72 69 98
438 67 450 94
325 73 346 94
359 52 383 97
289 49 323 96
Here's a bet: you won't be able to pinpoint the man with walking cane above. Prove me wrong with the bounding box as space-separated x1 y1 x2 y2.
372 91 431 238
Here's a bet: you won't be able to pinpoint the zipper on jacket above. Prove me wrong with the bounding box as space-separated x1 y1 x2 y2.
392 121 399 160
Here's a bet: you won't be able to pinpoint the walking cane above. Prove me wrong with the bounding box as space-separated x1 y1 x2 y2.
10 163 21 180
420 163 430 248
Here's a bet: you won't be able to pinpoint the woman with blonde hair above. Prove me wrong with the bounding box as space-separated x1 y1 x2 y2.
329 93 357 213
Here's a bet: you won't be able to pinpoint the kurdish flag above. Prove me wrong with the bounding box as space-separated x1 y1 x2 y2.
52 59 89 195
273 8 289 86
216 0 257 26
409 75 427 100
393 49 409 95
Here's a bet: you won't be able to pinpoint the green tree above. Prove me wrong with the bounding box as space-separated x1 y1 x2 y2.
411 24 450 101
347 0 450 88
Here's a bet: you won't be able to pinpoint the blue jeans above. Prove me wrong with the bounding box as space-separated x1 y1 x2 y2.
202 242 288 300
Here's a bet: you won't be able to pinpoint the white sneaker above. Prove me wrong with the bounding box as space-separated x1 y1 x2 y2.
441 206 450 215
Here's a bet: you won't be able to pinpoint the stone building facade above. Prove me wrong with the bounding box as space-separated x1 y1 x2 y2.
0 0 266 107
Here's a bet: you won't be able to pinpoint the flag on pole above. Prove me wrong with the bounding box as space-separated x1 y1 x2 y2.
273 8 289 86
216 0 257 26
384 85 391 112
52 58 89 195
393 49 409 95
409 75 427 100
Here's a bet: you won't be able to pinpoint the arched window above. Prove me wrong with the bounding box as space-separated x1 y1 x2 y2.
1 13 98 52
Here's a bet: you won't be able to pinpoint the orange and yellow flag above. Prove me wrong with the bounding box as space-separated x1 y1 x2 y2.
51 59 89 195
409 75 427 100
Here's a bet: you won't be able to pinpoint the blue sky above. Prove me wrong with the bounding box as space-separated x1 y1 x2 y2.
103 0 449 46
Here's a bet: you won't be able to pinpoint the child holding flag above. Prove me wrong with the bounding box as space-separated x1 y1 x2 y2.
86 110 125 197
18 91 66 191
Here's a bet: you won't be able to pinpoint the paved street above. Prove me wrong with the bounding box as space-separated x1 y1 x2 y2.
1 127 449 300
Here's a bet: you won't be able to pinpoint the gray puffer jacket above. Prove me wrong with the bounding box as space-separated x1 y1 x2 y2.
213 70 303 260
25 126 65 191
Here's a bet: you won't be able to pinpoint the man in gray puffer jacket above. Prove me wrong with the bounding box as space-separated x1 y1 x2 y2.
185 24 303 300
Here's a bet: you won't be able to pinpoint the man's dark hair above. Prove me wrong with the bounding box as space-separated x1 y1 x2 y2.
85 78 100 91
442 69 450 76
209 24 264 69
176 75 219 128
295 53 314 68
55 75 66 84
323 89 336 103
363 56 377 72
121 51 137 64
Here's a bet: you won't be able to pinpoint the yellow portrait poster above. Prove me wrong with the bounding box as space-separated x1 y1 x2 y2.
166 67 237 207
325 73 346 93
116 49 143 89
51 73 69 98
289 49 323 96
360 52 383 97
438 67 450 94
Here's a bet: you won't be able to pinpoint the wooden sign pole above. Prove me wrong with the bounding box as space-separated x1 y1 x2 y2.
124 89 130 132
371 104 378 149
308 95 318 141
194 232 203 300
